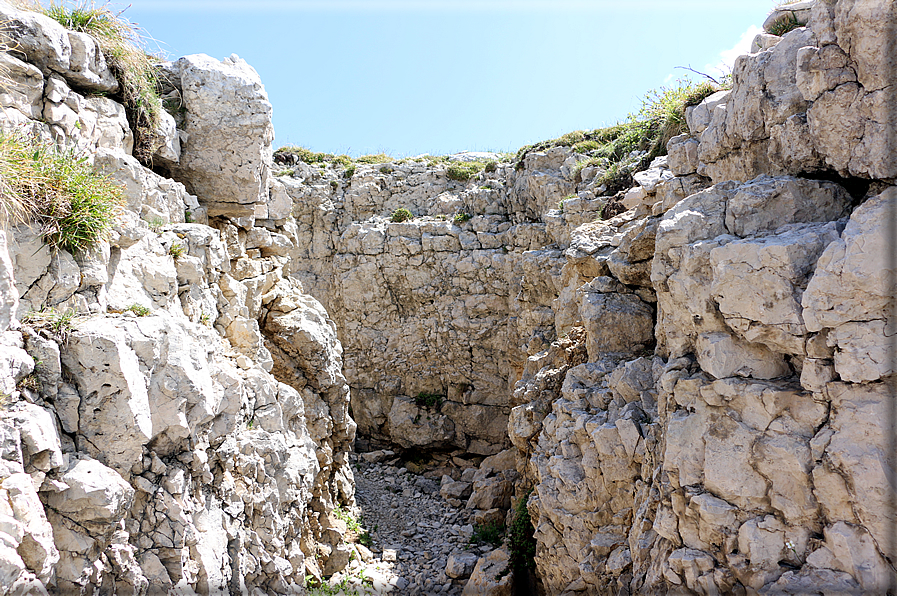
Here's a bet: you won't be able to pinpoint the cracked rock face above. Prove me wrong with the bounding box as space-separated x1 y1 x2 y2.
0 0 895 595
0 10 356 592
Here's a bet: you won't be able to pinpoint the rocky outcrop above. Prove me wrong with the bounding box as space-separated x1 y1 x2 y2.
502 2 897 594
162 53 276 218
0 7 355 593
0 0 894 594
695 0 897 182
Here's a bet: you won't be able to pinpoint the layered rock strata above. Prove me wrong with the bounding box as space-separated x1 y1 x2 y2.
0 2 355 592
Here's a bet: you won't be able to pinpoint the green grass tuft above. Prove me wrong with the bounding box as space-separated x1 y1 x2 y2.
446 161 484 182
355 153 393 165
767 12 801 36
390 208 413 223
0 131 122 253
453 212 472 224
168 242 186 259
43 2 163 165
22 307 80 340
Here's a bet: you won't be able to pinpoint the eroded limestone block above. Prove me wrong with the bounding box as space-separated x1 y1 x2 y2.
169 54 274 217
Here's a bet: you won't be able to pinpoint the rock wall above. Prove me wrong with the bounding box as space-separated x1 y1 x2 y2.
0 1 356 593
0 0 894 594
280 144 629 455
276 0 895 592
506 1 897 594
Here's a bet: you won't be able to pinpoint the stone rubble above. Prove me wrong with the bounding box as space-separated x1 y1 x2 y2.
315 452 521 596
0 0 895 594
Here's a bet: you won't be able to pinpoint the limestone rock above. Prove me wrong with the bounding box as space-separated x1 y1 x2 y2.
462 548 513 596
386 397 455 449
169 54 274 217
446 551 479 579
46 458 133 524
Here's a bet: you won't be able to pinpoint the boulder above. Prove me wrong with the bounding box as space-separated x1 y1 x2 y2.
462 548 513 596
169 54 274 217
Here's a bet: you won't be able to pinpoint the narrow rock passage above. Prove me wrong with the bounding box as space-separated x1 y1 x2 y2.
322 453 494 595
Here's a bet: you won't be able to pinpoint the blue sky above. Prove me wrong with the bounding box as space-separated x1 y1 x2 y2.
124 1 772 157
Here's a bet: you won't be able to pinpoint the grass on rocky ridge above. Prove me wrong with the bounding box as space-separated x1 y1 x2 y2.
515 78 726 193
0 130 123 252
40 1 163 164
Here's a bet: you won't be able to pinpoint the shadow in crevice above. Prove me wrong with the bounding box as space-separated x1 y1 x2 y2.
795 168 871 204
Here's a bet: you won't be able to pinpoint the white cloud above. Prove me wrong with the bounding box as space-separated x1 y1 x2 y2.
704 24 762 77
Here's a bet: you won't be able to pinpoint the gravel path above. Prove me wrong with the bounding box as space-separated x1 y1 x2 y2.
322 455 494 595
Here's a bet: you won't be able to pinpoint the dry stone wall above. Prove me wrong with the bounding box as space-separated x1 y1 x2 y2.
0 1 356 593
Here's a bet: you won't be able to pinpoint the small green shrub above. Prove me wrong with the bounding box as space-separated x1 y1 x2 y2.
768 12 800 36
508 491 537 571
390 208 413 223
379 165 393 174
516 79 727 188
0 131 122 253
470 521 505 548
483 160 497 173
329 180 338 190
414 391 444 409
358 531 373 548
43 3 162 164
446 161 484 182
125 303 150 316
168 242 187 259
333 504 362 534
453 212 472 224
356 153 393 165
199 312 212 326
343 164 356 179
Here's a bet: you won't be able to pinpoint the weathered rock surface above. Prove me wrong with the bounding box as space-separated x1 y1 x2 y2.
1 1 895 595
166 53 275 218
0 10 356 593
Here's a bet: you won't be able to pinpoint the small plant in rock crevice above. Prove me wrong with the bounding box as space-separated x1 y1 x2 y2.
168 242 187 259
453 212 472 224
508 491 537 571
767 12 801 36
124 303 150 316
42 2 163 165
414 391 444 409
390 207 413 223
